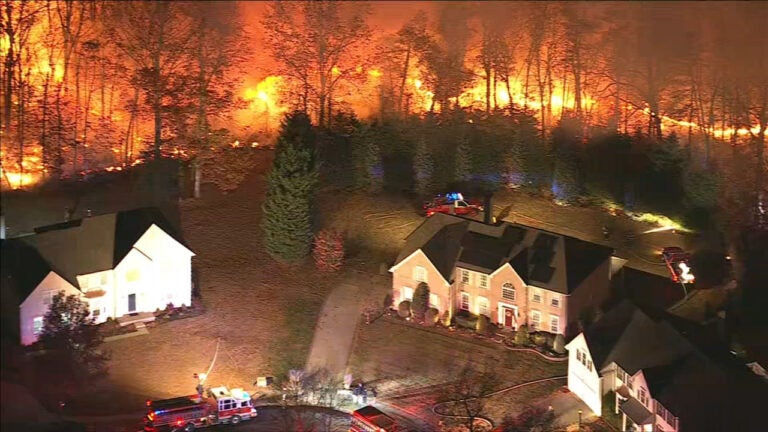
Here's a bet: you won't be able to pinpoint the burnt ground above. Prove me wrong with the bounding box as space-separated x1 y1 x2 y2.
1 154 722 428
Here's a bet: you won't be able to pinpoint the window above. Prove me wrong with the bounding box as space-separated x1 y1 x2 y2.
550 315 559 333
576 349 592 371
627 376 634 390
413 266 427 283
460 269 470 284
638 388 648 407
429 293 440 309
33 317 44 335
587 360 593 372
461 292 470 310
576 349 583 363
551 295 560 308
502 283 516 301
478 274 488 289
476 296 489 316
92 308 101 318
530 311 541 330
240 401 249 408
402 287 414 302
532 290 542 303
617 368 627 384
126 269 141 283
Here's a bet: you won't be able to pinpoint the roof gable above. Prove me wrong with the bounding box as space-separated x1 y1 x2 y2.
0 239 53 304
13 207 185 288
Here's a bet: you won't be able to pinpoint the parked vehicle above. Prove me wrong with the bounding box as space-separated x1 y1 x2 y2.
143 386 256 432
423 192 484 217
350 405 399 432
661 247 695 284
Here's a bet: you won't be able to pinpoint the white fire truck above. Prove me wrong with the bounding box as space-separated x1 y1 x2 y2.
143 386 257 432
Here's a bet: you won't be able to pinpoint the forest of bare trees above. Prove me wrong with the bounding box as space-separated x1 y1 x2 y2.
1 1 766 195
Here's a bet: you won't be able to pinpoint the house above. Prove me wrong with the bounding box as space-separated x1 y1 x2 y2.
389 213 618 336
0 207 194 345
565 301 767 432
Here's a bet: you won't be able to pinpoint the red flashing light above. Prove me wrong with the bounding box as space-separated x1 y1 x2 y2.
148 413 155 421
176 419 183 426
146 399 152 407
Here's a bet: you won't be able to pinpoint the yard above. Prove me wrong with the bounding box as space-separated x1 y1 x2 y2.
348 316 568 427
2 152 706 424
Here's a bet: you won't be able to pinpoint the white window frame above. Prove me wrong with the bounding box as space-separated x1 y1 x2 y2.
33 316 44 335
460 292 470 310
550 315 559 333
413 266 428 283
532 290 542 303
476 296 489 316
551 295 560 308
502 282 516 301
638 388 649 407
530 310 541 330
402 286 414 302
478 274 488 289
429 293 440 309
460 269 470 285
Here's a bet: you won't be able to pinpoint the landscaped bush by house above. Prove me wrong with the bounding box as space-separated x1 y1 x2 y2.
440 311 451 327
425 308 440 326
397 301 412 318
475 315 490 336
312 229 344 272
411 282 430 320
383 293 393 310
514 324 530 345
553 334 566 354
454 309 479 330
532 333 548 347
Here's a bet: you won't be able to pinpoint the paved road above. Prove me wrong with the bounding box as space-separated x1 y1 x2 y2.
305 283 362 377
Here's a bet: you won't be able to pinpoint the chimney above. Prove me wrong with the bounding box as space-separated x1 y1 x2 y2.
483 192 493 224
0 213 5 240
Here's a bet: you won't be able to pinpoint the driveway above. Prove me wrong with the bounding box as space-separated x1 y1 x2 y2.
537 389 597 428
305 282 363 377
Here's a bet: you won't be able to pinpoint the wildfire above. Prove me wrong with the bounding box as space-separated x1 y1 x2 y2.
239 76 289 132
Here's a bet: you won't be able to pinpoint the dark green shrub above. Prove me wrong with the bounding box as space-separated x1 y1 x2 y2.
411 282 430 320
425 308 440 326
454 310 479 330
533 333 547 347
397 301 412 318
476 315 490 335
515 324 530 345
440 311 451 327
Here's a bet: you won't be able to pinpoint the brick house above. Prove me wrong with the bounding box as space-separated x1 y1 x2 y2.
389 213 618 337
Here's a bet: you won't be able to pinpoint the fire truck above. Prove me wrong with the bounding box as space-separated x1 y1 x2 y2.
423 192 484 217
143 386 257 432
350 405 399 432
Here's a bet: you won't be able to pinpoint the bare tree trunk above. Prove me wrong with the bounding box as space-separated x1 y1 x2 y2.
398 46 411 116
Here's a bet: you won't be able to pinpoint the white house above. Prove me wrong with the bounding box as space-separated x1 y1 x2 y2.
565 301 768 432
1 208 194 345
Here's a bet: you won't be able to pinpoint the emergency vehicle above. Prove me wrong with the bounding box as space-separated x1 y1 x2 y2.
143 386 257 432
350 405 398 432
661 246 695 284
423 192 484 217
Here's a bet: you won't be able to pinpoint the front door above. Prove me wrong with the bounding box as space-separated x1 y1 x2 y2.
503 306 517 329
128 293 136 313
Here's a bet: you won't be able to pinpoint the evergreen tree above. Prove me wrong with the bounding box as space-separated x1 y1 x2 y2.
413 138 434 195
455 138 471 184
262 140 319 262
411 282 430 320
350 122 382 191
275 111 317 160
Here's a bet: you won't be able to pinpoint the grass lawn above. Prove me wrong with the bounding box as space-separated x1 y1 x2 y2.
349 316 567 426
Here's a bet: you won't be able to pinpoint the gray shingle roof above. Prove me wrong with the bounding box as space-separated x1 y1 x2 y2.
392 214 613 293
14 207 186 290
0 239 53 305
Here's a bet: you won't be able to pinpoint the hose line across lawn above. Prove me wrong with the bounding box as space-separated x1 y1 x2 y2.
430 376 568 428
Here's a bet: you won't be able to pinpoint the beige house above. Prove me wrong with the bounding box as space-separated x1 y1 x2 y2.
1 208 194 345
390 213 617 337
565 301 767 432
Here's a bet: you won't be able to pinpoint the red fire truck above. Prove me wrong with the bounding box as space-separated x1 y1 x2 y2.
350 405 399 432
143 386 257 432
